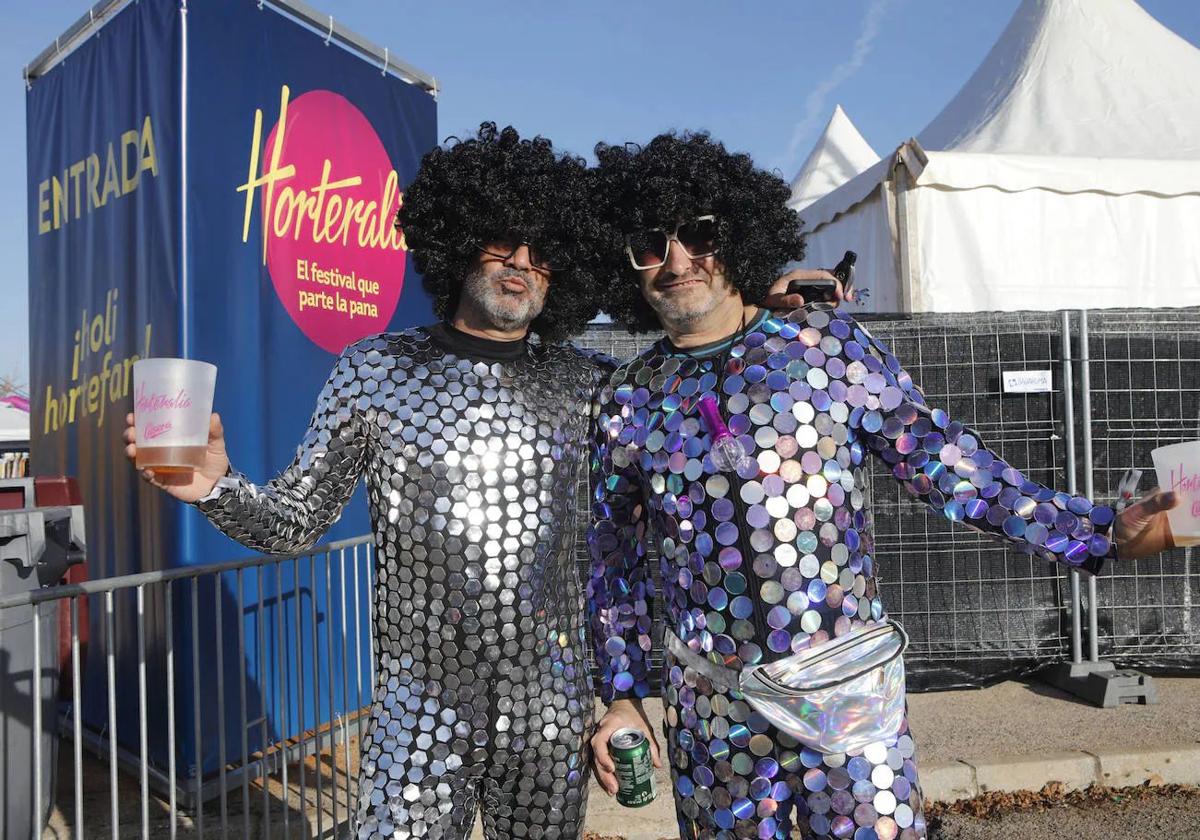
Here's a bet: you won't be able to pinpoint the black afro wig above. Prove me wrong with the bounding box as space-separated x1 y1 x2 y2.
397 122 603 342
592 131 805 332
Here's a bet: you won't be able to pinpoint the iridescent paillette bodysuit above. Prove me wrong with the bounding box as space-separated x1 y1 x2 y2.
588 307 1114 840
196 325 608 840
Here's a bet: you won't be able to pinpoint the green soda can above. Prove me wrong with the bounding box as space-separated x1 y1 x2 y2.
610 727 656 807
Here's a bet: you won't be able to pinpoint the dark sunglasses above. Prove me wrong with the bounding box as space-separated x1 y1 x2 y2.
625 215 719 270
475 235 564 272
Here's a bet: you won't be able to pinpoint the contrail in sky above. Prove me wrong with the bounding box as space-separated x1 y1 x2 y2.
775 0 893 177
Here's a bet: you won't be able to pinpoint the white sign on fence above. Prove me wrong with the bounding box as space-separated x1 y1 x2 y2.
1002 370 1053 394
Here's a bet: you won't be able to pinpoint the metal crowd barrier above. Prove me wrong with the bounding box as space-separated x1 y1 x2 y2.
856 310 1076 689
1079 309 1200 670
0 534 376 839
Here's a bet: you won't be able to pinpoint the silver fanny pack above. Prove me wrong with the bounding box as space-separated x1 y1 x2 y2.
665 620 909 755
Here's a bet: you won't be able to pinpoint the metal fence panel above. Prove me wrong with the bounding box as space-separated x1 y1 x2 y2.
849 312 1074 688
0 536 375 837
1082 309 1200 670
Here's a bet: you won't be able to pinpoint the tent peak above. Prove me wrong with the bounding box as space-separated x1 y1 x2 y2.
789 105 880 211
918 0 1200 158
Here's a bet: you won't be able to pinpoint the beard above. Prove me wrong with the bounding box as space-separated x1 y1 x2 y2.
645 274 731 329
460 265 548 332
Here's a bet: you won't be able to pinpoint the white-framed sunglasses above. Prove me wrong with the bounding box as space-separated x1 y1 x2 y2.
624 214 719 270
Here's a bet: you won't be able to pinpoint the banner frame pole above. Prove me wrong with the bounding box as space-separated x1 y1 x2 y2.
180 0 190 360
23 0 439 99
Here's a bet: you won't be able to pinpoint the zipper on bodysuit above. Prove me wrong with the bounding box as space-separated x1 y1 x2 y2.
700 353 774 665
487 674 500 742
726 460 774 663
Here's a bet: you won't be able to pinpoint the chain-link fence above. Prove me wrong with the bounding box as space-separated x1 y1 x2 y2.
576 308 1200 691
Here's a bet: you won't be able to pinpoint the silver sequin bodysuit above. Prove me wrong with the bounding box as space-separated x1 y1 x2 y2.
587 307 1114 840
196 326 609 840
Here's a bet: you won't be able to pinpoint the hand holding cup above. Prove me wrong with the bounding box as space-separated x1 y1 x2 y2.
124 358 228 502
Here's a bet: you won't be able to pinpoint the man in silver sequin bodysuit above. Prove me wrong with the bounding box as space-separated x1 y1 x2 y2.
585 132 1180 840
125 124 611 840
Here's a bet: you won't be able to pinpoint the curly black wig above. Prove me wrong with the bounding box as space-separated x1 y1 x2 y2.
397 122 603 342
592 131 805 332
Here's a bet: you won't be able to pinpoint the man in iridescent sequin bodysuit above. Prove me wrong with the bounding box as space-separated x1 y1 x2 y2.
585 132 1180 840
125 124 610 840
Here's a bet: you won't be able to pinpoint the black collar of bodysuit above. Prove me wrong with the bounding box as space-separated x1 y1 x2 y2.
426 322 529 361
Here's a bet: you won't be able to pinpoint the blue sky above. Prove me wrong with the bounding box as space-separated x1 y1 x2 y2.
2 0 1197 388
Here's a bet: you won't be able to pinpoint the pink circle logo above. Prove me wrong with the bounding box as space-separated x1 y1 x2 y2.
259 89 406 354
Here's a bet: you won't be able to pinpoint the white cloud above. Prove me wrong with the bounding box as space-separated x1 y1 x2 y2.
774 0 893 175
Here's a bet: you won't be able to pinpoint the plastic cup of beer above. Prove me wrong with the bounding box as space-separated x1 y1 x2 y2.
1150 441 1200 541
133 358 217 473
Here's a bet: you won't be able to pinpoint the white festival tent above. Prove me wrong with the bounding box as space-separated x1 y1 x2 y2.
789 105 880 211
794 0 1200 314
0 396 30 444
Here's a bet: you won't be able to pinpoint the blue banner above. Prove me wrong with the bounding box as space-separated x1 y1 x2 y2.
27 0 181 571
27 0 437 782
186 0 436 554
26 0 182 760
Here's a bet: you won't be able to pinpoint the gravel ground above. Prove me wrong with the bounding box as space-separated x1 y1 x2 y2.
583 786 1200 840
928 783 1200 840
